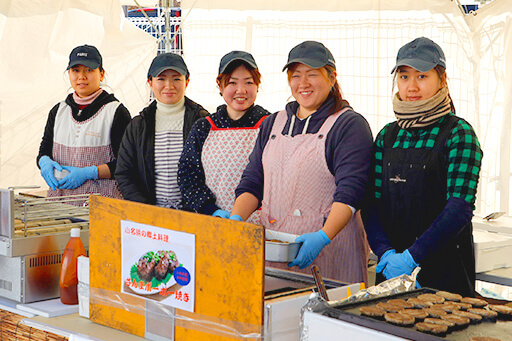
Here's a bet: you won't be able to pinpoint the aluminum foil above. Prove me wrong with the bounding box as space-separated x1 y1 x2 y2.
329 267 421 308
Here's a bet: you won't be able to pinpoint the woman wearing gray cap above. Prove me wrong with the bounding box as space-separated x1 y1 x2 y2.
37 44 131 204
177 51 269 221
231 41 373 283
115 53 208 208
363 37 482 296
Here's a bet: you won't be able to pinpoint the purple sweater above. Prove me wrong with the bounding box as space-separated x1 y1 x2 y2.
235 98 373 209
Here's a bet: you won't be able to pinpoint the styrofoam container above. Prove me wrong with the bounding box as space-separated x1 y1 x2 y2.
473 229 512 273
265 230 301 262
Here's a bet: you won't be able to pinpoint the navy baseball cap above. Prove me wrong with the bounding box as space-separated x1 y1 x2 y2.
391 37 446 74
148 53 189 78
67 45 102 70
282 41 336 71
218 51 258 74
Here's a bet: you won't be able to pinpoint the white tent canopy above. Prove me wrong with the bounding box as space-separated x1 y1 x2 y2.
181 0 512 217
0 0 156 189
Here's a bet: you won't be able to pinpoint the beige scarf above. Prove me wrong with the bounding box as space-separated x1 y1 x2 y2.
393 87 451 129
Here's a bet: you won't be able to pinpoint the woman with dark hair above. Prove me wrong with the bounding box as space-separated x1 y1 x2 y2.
37 44 131 204
363 37 482 296
230 41 373 283
115 53 208 208
178 51 269 222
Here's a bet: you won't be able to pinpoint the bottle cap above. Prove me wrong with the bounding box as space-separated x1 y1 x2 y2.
70 228 81 238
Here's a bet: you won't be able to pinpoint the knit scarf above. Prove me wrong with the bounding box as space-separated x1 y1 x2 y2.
393 87 451 129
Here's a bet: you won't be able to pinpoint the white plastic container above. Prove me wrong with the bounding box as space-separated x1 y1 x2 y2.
473 229 512 273
265 230 300 262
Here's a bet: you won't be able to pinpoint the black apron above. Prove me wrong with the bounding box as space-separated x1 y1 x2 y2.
379 116 475 297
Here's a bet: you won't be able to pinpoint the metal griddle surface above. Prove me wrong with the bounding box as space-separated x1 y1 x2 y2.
322 288 512 340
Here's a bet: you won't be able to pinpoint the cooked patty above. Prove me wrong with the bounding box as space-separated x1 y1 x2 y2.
424 317 455 328
461 297 488 307
436 290 462 302
435 302 460 313
441 314 470 326
452 310 483 322
376 302 402 312
408 297 433 308
415 322 448 334
418 293 445 304
384 312 415 325
489 304 512 315
423 307 448 318
468 308 498 318
400 308 428 320
453 302 472 310
469 337 502 341
359 306 385 317
388 298 414 309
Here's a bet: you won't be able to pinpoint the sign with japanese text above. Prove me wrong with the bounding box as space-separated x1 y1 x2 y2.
120 220 195 312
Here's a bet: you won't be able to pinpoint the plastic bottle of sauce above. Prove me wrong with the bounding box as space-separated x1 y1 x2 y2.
60 227 86 304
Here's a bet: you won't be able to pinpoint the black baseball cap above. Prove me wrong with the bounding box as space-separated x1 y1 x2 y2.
67 45 102 70
282 41 336 71
147 53 189 78
218 51 258 74
391 37 446 74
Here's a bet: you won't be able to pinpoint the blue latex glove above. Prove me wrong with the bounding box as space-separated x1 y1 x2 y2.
230 214 243 221
288 230 331 269
375 249 396 274
58 165 98 190
212 209 230 218
381 249 419 280
38 156 63 191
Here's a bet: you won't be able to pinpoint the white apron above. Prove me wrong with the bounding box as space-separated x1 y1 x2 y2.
261 109 369 284
202 115 266 224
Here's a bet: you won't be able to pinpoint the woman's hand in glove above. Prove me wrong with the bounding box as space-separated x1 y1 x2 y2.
288 230 331 269
58 166 98 190
38 156 62 191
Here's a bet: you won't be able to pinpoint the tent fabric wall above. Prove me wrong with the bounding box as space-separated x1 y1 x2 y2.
0 0 156 189
181 0 512 217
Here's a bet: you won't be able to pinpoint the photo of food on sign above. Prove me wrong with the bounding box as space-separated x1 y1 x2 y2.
125 249 183 296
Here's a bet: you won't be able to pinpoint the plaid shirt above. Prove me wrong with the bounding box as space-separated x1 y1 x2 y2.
373 114 482 205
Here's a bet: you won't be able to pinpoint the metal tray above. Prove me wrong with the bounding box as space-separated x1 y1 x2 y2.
265 229 300 262
322 288 512 340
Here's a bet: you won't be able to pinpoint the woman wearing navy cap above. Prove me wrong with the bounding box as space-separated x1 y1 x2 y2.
37 44 131 204
230 41 373 283
363 37 482 296
115 53 208 208
178 51 269 221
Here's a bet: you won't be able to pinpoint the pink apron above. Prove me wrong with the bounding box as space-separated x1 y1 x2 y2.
202 116 266 224
261 109 369 284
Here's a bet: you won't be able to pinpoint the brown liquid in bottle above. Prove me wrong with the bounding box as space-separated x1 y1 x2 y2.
60 228 86 305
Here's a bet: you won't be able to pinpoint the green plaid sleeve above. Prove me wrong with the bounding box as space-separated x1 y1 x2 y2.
373 124 390 199
445 119 483 205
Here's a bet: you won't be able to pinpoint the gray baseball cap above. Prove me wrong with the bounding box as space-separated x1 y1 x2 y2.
282 41 336 71
218 51 258 74
148 53 189 78
67 45 102 70
391 37 446 74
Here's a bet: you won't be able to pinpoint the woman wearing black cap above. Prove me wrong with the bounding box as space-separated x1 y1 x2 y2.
230 41 373 283
177 51 269 221
363 37 482 296
115 53 208 208
37 44 131 204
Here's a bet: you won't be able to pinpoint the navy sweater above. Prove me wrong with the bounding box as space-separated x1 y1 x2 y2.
178 104 270 215
235 98 373 209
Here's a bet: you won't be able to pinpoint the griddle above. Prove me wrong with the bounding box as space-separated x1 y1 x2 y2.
264 267 345 299
321 288 512 340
